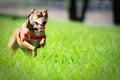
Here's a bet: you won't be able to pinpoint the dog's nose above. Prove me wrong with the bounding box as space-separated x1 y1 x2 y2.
42 20 46 25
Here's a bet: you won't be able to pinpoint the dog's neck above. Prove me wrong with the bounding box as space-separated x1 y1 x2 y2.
26 19 38 30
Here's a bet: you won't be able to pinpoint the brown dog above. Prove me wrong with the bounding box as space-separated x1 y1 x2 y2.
8 8 48 57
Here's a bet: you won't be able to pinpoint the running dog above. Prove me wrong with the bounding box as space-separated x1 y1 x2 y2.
8 8 48 57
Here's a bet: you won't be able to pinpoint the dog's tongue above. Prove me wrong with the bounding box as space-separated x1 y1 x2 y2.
40 25 45 30
38 24 45 30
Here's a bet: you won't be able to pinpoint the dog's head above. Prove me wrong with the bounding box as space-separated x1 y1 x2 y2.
27 8 48 32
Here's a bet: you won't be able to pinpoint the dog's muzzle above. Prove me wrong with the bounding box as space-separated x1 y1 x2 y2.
35 20 46 31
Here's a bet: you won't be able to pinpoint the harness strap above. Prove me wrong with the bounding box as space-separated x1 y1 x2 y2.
19 29 46 40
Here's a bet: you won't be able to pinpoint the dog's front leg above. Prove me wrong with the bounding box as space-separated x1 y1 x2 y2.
21 41 35 51
40 38 46 47
21 41 37 57
37 38 46 48
20 41 37 57
17 38 37 57
17 33 37 57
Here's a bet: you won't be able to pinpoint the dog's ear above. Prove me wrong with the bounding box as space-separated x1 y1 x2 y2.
30 8 36 14
42 9 47 13
28 8 36 18
42 9 48 20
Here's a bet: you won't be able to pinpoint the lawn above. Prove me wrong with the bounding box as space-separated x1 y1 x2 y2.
0 16 120 80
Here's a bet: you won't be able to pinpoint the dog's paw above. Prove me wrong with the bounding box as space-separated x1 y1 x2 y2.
40 44 45 47
31 47 37 57
37 45 41 48
40 38 46 47
33 53 37 57
32 51 37 57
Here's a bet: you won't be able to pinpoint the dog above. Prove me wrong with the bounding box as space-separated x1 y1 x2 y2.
8 8 48 57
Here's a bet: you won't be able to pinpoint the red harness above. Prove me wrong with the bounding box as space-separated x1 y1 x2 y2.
19 29 46 40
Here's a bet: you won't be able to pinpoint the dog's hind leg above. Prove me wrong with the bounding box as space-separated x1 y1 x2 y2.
8 34 19 55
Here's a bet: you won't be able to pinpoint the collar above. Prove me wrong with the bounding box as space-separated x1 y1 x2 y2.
19 29 46 40
26 19 38 30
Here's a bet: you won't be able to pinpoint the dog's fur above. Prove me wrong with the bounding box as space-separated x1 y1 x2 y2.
8 8 48 57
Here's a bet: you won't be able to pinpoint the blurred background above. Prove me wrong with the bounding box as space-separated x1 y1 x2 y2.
0 0 119 26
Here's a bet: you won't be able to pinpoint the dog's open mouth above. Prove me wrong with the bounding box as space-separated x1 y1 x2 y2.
35 22 45 31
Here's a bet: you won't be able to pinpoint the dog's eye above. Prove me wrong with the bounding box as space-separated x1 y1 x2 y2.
37 15 42 18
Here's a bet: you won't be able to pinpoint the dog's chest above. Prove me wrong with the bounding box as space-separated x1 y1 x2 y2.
29 39 39 46
27 31 42 46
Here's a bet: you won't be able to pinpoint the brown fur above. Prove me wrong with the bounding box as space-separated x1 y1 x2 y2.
8 8 48 57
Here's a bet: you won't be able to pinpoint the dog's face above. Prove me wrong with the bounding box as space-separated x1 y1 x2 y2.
28 8 48 31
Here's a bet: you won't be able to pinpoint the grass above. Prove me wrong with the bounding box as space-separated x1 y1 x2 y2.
0 16 120 80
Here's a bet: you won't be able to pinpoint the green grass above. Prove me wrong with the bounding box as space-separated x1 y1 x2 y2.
0 16 120 80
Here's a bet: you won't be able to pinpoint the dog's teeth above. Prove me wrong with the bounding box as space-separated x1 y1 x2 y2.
38 24 41 27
